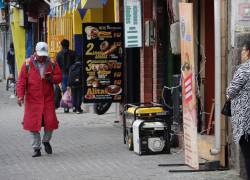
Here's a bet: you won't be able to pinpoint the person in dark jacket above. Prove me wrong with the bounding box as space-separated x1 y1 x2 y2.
7 43 15 80
68 59 83 114
56 39 76 113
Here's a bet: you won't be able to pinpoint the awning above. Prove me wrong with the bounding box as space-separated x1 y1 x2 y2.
49 0 81 16
49 0 108 17
81 0 108 9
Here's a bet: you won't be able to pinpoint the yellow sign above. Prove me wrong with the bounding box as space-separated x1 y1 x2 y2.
179 2 199 170
48 35 64 60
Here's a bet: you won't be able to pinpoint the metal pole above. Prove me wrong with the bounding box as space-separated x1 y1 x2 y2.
3 31 6 79
210 0 221 155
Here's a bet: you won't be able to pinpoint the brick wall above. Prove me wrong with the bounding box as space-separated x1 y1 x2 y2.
140 0 153 102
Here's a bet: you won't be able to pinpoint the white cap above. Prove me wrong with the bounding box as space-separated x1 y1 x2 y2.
35 42 48 56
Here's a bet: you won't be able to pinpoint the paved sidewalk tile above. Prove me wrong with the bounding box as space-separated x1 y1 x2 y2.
0 81 243 180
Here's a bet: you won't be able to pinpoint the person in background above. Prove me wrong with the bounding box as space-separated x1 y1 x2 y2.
68 58 83 114
226 41 250 179
16 42 62 157
7 42 15 81
56 39 76 113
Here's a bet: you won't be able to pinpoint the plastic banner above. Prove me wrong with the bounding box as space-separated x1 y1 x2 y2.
179 2 199 170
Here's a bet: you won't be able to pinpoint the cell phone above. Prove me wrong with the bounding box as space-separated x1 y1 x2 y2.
45 72 52 79
45 72 51 76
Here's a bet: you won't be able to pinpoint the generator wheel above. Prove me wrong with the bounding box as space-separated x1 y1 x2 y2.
128 134 133 151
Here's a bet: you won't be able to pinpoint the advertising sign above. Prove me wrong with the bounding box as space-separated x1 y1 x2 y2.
124 0 142 48
48 35 64 60
82 23 124 103
179 3 199 170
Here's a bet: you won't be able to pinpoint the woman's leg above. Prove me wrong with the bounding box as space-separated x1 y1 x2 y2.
10 64 15 80
76 87 83 112
239 135 250 179
30 131 41 157
30 131 41 150
71 88 77 110
61 74 69 93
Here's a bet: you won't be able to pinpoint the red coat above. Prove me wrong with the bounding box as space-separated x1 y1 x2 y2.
16 56 62 131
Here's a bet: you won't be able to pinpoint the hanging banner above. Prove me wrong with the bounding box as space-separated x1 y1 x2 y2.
82 23 124 103
179 3 199 170
124 0 142 48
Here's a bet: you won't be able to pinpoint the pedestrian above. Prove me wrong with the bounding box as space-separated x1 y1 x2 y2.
68 58 83 114
226 41 250 179
16 42 62 157
7 42 15 81
56 39 76 113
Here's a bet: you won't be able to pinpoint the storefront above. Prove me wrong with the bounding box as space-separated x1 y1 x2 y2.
123 0 230 170
47 0 118 60
10 0 49 72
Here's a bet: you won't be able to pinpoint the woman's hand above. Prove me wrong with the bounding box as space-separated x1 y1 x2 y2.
17 97 24 107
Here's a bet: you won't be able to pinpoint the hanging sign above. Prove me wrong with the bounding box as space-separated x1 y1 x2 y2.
82 23 124 103
124 0 142 48
179 2 199 170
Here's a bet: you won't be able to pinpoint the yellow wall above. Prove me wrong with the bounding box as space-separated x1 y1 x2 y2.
47 13 74 59
11 8 26 73
103 0 115 22
73 10 82 34
83 8 103 23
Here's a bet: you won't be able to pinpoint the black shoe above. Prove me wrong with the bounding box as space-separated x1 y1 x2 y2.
76 109 83 114
32 149 41 157
77 109 83 113
64 108 69 113
73 107 77 113
43 142 52 154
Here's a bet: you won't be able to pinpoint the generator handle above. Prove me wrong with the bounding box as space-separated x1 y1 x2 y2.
150 102 164 106
122 110 126 144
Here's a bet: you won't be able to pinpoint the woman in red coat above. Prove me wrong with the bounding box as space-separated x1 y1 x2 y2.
16 42 62 157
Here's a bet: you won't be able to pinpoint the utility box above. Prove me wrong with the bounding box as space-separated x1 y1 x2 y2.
145 20 154 47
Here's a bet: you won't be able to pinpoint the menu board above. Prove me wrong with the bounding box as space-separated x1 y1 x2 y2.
82 23 124 103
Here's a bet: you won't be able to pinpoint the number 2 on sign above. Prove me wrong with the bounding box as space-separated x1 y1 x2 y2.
86 43 94 55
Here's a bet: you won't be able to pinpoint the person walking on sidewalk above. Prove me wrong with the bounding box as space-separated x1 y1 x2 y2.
16 42 62 157
226 41 250 179
68 58 83 114
56 39 76 113
7 42 15 82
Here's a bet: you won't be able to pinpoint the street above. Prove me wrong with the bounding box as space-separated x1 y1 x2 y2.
0 81 242 180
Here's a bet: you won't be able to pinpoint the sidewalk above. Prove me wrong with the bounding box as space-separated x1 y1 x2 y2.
0 81 242 180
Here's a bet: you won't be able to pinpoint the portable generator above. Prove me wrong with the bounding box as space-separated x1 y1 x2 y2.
123 103 172 155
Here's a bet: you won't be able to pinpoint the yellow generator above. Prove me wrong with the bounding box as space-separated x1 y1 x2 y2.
123 103 172 155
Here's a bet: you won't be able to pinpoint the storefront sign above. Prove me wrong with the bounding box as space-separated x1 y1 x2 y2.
179 3 199 170
82 23 124 103
124 0 142 48
48 35 64 60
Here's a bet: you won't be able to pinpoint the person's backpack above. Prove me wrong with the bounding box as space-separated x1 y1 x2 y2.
68 61 83 87
60 50 76 73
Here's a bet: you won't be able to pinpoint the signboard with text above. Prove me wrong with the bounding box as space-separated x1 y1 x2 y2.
124 0 142 48
82 23 124 103
48 35 64 60
179 3 199 170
